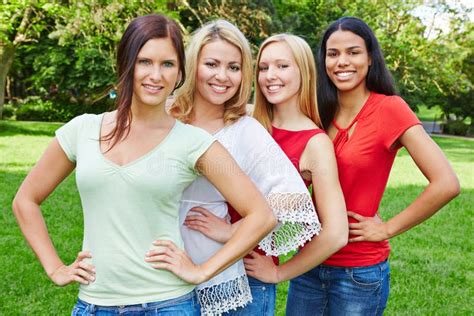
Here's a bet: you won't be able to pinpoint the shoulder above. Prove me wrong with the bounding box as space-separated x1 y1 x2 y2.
174 120 214 143
373 94 418 125
302 132 335 172
305 131 333 156
374 93 411 113
239 115 266 130
58 113 100 132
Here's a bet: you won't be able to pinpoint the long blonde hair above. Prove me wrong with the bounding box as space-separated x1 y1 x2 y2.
253 34 321 131
170 20 253 124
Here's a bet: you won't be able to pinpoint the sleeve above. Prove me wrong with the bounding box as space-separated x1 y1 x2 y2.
380 96 421 151
185 125 217 172
54 114 86 163
237 118 321 256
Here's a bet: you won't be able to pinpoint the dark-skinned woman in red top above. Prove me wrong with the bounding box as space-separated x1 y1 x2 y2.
253 17 460 316
246 32 348 300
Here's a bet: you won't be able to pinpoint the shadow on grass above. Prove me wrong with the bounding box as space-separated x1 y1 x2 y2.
0 120 63 137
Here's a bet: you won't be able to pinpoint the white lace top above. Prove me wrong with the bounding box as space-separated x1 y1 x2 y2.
179 116 320 315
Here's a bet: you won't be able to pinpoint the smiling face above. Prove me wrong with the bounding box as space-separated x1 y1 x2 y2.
325 30 371 94
132 37 180 109
194 39 242 107
257 41 301 107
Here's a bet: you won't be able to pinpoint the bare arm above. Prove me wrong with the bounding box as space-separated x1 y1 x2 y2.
246 134 348 283
12 139 95 285
149 142 276 284
348 125 460 241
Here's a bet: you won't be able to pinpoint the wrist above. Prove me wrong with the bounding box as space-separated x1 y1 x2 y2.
274 265 283 283
384 221 395 239
46 263 65 278
197 263 213 284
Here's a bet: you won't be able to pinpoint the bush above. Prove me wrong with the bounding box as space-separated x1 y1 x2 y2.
2 103 16 119
443 120 470 136
14 96 111 122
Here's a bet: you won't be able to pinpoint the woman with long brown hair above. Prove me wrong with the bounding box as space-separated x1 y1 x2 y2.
12 14 276 315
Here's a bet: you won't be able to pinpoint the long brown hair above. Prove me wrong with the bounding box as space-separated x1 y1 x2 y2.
253 34 321 132
104 14 185 148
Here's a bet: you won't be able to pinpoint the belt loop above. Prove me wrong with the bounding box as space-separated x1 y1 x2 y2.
89 303 96 315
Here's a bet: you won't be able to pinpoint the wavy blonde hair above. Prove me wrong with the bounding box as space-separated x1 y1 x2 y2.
170 20 252 124
253 34 321 131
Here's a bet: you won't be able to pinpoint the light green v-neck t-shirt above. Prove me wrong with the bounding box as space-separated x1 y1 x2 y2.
55 113 215 306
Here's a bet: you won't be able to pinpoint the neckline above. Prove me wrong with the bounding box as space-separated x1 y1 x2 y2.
97 113 178 169
332 91 373 131
272 125 322 133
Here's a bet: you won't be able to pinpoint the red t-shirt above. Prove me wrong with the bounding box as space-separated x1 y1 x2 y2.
228 126 325 265
325 92 421 267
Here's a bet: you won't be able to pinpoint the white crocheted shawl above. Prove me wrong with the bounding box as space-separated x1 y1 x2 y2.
179 116 320 315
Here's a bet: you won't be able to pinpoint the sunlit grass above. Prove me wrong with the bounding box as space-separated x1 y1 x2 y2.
1 121 472 315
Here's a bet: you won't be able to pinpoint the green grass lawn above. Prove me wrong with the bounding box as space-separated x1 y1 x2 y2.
1 120 473 315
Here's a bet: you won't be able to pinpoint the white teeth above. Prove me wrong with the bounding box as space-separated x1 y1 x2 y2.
211 84 227 92
336 72 354 77
268 85 282 91
144 84 162 91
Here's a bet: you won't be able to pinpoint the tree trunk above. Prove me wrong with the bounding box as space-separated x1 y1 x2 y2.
0 42 15 119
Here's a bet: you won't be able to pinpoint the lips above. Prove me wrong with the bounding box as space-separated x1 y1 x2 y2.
334 71 355 80
209 84 230 94
142 84 163 93
266 84 284 93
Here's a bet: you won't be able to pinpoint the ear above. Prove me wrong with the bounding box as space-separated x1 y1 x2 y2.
368 56 372 66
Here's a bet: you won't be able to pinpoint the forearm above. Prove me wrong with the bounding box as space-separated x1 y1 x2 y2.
13 198 64 276
386 178 459 238
276 224 347 282
200 205 276 281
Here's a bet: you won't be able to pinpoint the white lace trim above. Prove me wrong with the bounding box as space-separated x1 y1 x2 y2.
197 274 252 315
259 192 321 256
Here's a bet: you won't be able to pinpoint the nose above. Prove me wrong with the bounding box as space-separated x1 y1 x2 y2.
337 54 349 67
215 66 228 81
149 65 162 81
266 66 277 80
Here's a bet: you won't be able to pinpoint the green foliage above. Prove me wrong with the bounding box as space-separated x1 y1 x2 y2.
5 0 175 121
14 96 110 122
2 1 473 123
443 120 470 136
2 103 15 119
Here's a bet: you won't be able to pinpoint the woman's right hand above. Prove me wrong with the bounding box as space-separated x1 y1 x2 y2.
183 207 232 243
49 251 95 286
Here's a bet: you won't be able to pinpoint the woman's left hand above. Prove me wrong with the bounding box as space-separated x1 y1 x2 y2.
244 251 279 284
146 240 206 285
347 211 390 242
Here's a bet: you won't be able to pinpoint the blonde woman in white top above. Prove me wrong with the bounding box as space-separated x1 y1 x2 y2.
169 20 321 315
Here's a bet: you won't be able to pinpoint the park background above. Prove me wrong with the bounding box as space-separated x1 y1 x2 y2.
1 0 473 314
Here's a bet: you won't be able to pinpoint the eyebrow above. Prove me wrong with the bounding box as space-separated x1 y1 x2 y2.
327 46 363 50
136 56 178 62
203 57 241 64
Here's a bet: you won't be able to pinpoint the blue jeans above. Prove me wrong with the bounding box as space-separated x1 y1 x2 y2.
286 260 390 316
71 291 200 316
224 276 276 316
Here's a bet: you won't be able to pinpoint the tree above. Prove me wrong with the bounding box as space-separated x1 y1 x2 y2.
0 1 50 119
6 0 176 120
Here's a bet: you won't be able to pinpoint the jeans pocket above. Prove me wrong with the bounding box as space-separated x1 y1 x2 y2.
349 265 382 288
